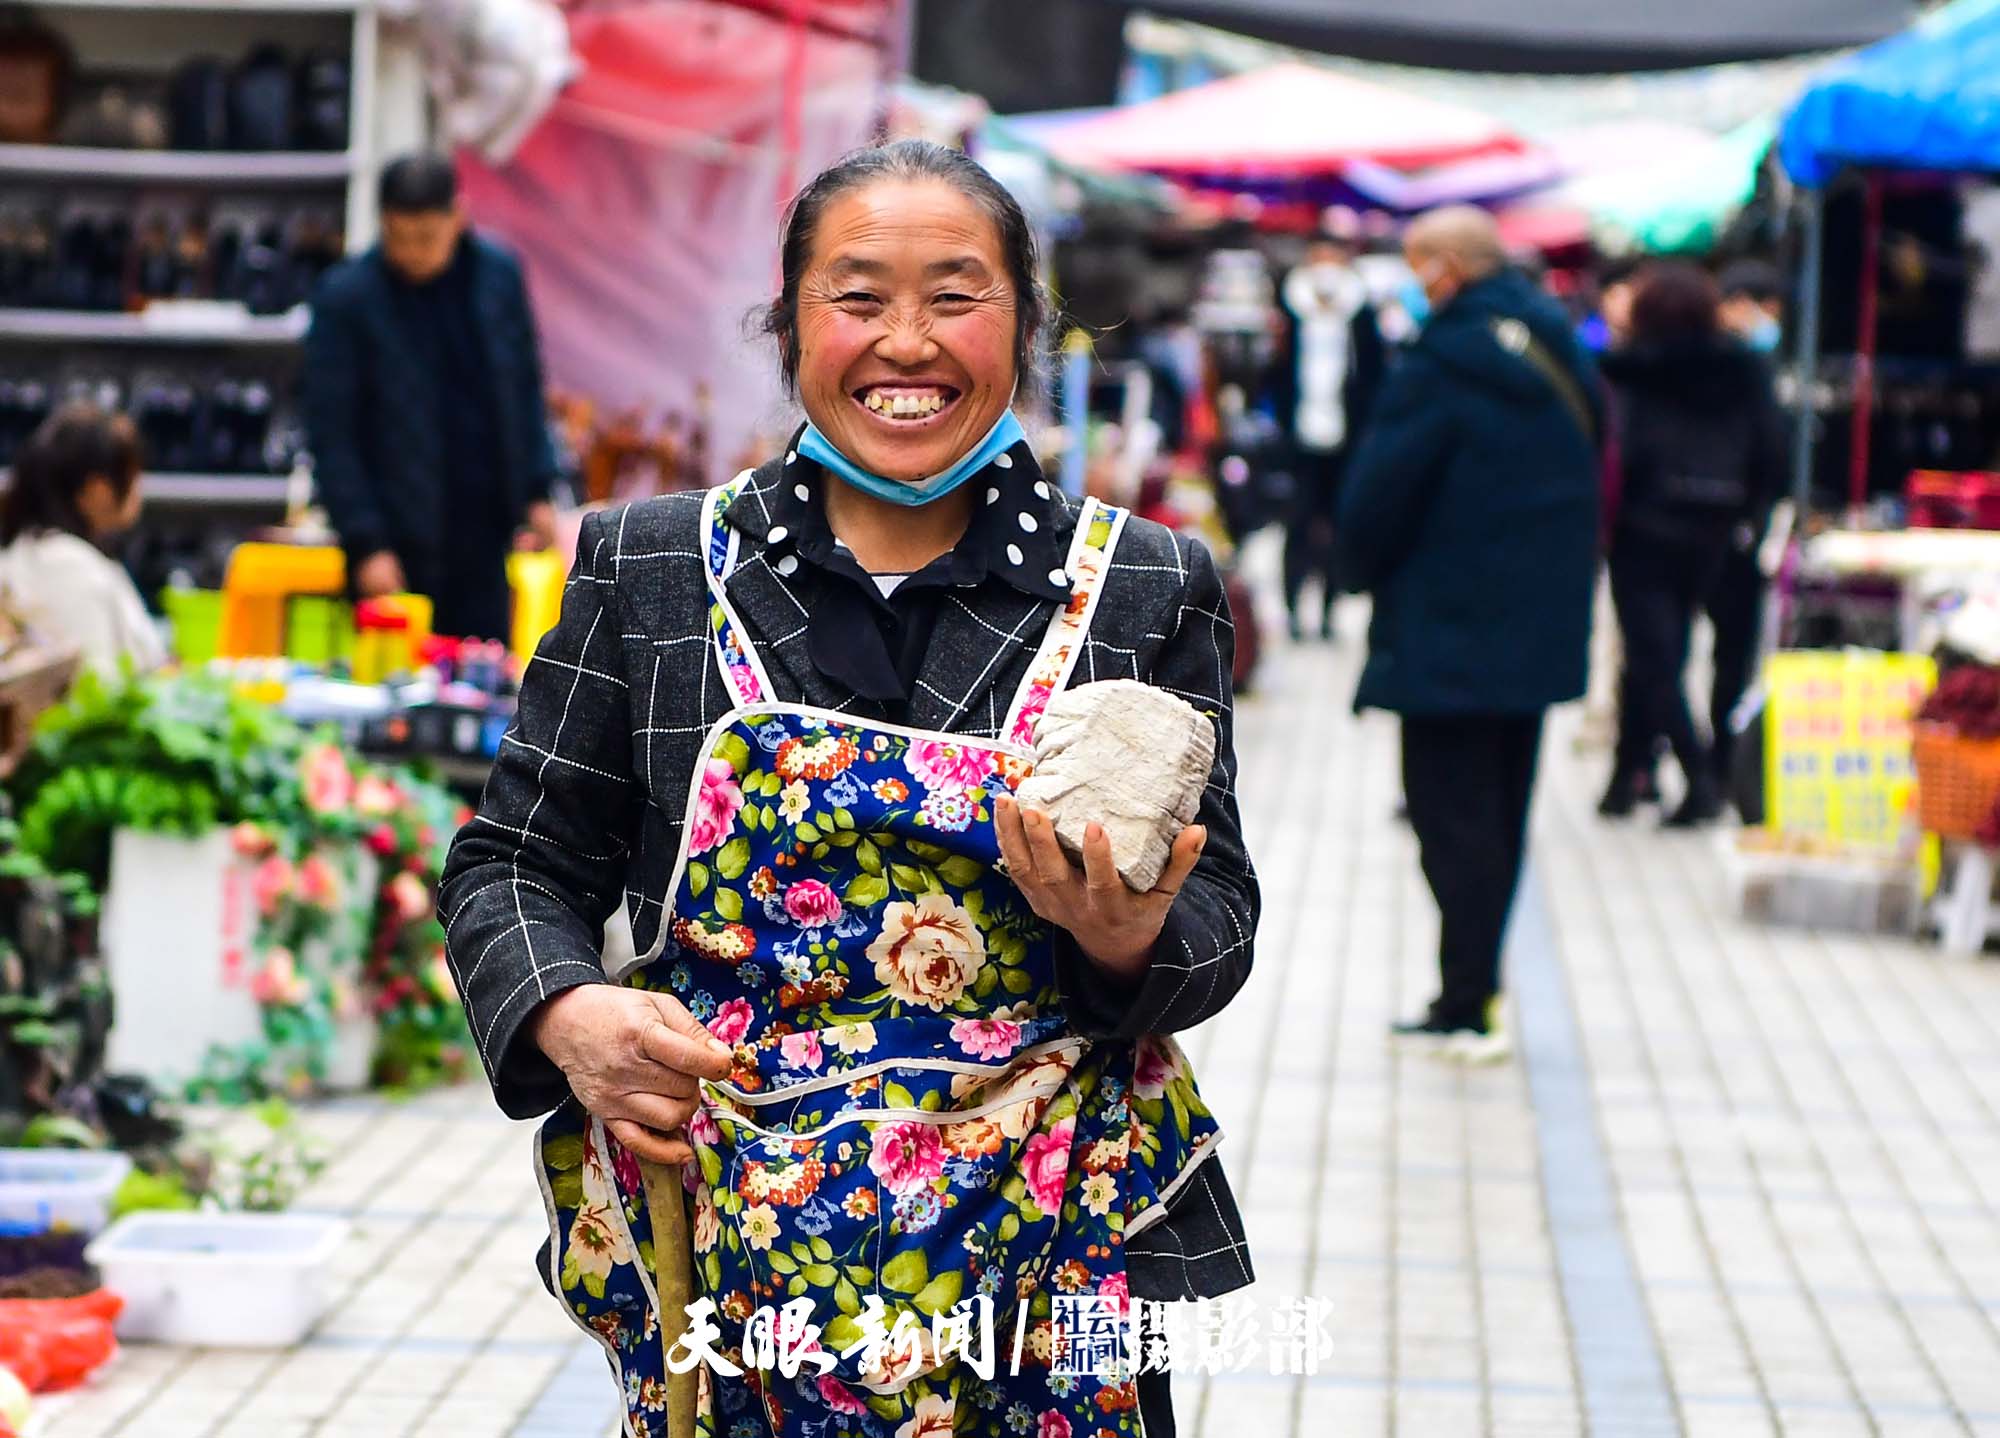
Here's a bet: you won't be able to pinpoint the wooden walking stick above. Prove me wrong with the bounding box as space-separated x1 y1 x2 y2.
639 1156 701 1438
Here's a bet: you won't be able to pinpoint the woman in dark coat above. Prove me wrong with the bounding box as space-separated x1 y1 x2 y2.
1599 263 1786 826
440 141 1258 1438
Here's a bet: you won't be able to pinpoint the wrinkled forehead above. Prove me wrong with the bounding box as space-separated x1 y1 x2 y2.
808 180 1009 279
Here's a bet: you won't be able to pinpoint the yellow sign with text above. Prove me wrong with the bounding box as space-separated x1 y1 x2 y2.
1763 650 1934 854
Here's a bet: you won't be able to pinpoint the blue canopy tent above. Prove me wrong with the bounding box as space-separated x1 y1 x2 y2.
1778 0 2000 510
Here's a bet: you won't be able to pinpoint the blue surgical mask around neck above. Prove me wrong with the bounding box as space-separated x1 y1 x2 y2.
797 408 1027 509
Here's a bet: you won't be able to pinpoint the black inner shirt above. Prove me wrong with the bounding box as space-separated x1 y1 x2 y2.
755 443 1073 721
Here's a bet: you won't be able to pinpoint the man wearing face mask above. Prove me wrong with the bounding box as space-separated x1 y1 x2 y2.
1276 232 1384 641
1718 260 1786 355
304 152 558 640
1338 206 1601 1061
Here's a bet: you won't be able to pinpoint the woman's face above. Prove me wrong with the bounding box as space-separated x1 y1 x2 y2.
794 179 1019 483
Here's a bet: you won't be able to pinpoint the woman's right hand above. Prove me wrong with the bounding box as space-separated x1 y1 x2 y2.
530 985 735 1165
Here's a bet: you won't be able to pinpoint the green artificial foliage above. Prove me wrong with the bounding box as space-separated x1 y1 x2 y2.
5 671 476 1104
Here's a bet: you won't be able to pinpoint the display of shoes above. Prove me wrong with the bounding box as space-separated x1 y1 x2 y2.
0 369 295 474
0 201 341 313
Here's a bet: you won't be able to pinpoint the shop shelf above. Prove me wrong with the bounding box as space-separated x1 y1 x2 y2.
0 143 353 184
0 470 293 506
0 305 308 345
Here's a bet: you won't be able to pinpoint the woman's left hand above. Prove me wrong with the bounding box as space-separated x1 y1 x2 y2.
995 796 1205 984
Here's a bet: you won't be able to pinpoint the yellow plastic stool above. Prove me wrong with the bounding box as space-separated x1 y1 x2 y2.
217 545 346 658
508 550 565 661
218 544 435 668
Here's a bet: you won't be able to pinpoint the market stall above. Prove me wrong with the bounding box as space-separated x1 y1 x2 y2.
1035 62 1535 210
1734 0 2000 949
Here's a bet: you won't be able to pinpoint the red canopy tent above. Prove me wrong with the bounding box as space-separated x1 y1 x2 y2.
1043 62 1529 184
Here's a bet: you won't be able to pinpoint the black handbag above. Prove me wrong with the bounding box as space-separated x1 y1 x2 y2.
294 50 349 151
168 58 230 151
228 45 294 152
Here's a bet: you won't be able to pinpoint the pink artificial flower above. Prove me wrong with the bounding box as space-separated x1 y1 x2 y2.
817 1375 869 1415
296 853 340 909
1022 1117 1075 1215
688 759 744 854
867 1121 947 1196
252 856 295 918
778 1030 824 1072
300 743 355 814
782 880 842 930
904 739 995 795
353 774 404 817
328 975 362 1020
365 824 399 858
1036 1412 1072 1438
708 997 754 1047
388 871 431 925
950 1018 1022 1061
248 948 307 1007
230 822 273 859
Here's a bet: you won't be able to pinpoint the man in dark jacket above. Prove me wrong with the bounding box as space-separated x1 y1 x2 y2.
305 152 557 640
1337 206 1600 1058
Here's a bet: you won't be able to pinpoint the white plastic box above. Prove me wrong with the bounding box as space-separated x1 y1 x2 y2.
0 1150 132 1236
1724 836 1924 935
84 1212 347 1347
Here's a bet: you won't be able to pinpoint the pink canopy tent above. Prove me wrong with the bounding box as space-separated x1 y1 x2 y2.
1043 62 1529 183
457 0 894 487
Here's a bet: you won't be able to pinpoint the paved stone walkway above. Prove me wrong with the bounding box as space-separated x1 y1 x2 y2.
34 632 2000 1436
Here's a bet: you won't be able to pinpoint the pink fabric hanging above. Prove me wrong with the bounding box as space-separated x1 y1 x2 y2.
457 0 893 486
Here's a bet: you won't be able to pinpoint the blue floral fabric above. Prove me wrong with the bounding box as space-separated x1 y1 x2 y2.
536 483 1224 1438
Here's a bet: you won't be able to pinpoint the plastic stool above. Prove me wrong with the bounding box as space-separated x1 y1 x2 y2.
217 545 346 659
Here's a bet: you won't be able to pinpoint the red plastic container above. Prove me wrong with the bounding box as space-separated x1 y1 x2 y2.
1907 470 2000 530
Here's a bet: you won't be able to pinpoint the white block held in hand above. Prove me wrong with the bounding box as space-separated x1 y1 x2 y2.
1014 679 1217 892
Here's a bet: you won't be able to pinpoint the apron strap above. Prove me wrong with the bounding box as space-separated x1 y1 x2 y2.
701 474 775 709
1000 498 1128 747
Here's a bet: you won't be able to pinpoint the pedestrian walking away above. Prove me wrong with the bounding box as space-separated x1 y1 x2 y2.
441 140 1259 1438
1597 262 1785 826
1337 205 1601 1060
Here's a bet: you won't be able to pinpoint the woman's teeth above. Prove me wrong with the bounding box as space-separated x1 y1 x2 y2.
863 391 949 418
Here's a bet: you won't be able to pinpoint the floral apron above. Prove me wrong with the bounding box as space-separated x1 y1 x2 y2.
537 476 1225 1438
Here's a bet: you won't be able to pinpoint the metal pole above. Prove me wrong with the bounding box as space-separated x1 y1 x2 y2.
1061 329 1092 499
1849 174 1884 518
1790 187 1824 517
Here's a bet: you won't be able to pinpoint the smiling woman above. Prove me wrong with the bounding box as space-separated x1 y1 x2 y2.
440 140 1261 1438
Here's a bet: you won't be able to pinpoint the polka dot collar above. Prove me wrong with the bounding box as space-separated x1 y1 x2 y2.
744 424 1075 605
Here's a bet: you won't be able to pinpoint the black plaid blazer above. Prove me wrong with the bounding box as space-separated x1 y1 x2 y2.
440 454 1259 1300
